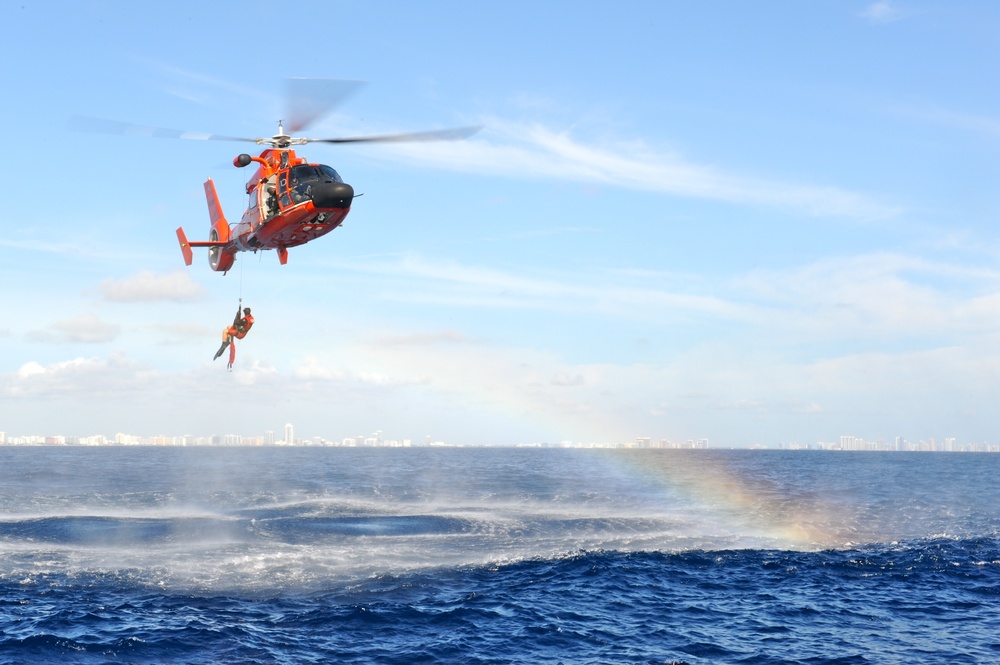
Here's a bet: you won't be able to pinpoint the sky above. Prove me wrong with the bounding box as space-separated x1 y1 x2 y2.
3 1 1000 447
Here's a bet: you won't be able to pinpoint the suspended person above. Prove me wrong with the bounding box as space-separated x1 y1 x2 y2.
213 305 254 368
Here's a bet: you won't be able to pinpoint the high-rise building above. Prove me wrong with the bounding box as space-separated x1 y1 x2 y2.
284 423 294 445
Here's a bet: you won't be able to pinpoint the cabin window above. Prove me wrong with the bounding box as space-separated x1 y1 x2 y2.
248 190 259 218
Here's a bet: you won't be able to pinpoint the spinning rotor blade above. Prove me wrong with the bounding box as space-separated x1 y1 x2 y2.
284 78 365 133
284 79 480 145
308 125 483 144
71 78 481 150
68 115 255 143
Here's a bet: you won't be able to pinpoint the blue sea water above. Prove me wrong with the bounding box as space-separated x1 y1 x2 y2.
0 447 997 664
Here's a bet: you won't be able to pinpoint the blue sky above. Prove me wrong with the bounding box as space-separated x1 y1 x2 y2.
3 1 1000 446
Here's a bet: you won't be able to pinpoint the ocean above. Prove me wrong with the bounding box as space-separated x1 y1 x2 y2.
0 446 997 664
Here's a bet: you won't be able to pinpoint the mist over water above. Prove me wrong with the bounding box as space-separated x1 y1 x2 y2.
1 447 995 591
1 447 998 663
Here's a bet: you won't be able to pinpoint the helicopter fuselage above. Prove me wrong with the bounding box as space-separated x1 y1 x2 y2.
176 147 355 272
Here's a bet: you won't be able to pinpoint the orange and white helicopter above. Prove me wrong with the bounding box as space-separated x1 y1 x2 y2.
181 124 355 272
72 80 479 273
177 118 478 272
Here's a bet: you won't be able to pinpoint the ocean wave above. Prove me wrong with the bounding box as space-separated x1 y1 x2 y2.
1 448 998 662
2 539 998 664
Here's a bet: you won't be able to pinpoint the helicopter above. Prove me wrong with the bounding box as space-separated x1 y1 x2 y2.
180 124 352 272
72 80 480 273
178 119 480 272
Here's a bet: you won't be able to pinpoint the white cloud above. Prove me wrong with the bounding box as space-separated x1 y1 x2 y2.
27 313 121 344
894 104 1000 142
551 372 585 387
6 312 1000 445
736 253 1000 342
292 355 427 388
317 250 1000 357
5 353 154 398
293 356 348 382
230 360 281 386
368 118 900 220
99 270 206 302
333 253 751 325
860 1 901 24
137 59 273 111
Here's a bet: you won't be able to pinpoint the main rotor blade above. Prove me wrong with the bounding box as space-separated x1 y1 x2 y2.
68 115 256 143
284 78 366 134
308 125 483 144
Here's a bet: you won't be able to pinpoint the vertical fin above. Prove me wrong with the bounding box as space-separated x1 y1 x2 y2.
204 179 231 243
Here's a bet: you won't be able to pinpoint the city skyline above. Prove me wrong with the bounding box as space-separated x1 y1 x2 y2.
1 427 996 453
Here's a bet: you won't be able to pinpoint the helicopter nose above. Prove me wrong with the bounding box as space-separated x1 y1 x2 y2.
311 182 354 209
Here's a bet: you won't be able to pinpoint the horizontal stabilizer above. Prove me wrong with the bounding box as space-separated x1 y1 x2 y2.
176 226 228 267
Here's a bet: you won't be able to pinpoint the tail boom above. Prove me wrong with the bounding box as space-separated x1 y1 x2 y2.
174 178 236 272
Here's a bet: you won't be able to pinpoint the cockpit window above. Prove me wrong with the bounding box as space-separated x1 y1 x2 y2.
289 164 343 186
285 164 342 204
318 165 344 183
